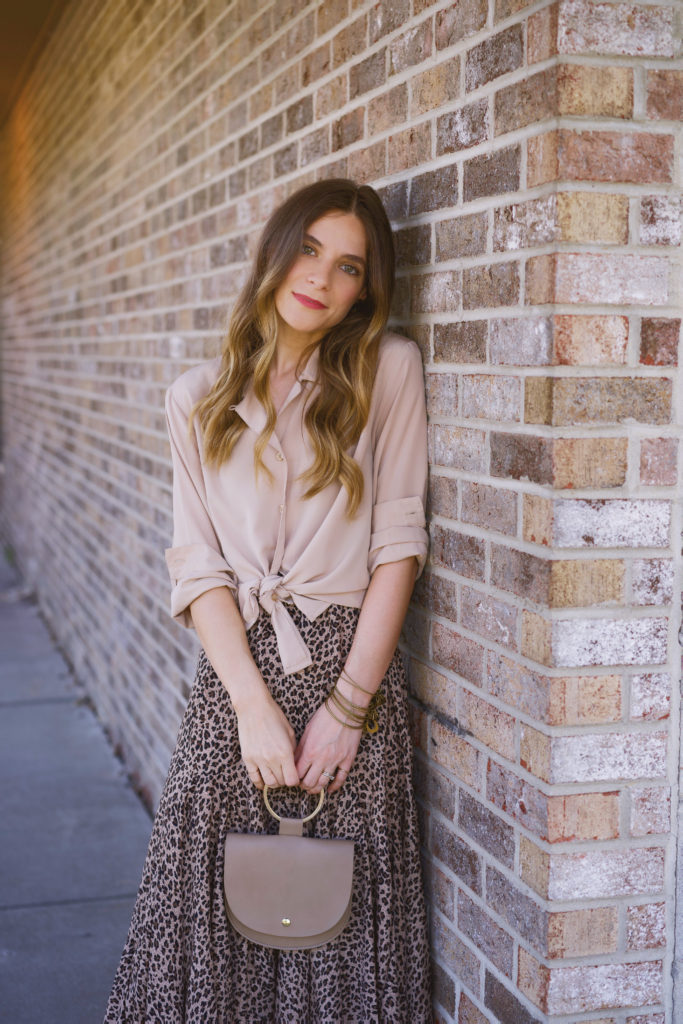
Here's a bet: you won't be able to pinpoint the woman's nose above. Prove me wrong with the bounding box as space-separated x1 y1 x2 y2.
307 263 332 289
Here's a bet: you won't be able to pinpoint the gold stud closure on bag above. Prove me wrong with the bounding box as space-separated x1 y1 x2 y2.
282 918 291 927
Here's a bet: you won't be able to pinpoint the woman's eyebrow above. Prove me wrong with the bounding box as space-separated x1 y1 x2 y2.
303 232 366 266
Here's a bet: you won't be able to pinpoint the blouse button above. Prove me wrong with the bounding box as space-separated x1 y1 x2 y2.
275 451 284 462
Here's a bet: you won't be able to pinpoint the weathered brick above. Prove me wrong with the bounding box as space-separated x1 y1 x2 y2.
460 688 516 759
458 891 513 975
368 82 407 132
410 58 460 115
631 673 671 722
332 107 364 150
527 253 670 306
493 196 557 251
432 914 481 990
495 68 557 135
432 818 482 894
428 473 458 518
412 754 456 818
348 137 386 181
546 792 620 842
527 2 558 63
640 196 681 247
425 372 457 418
457 991 489 1024
432 960 455 1016
556 129 674 184
485 972 542 1024
547 907 619 957
630 786 671 837
552 617 668 668
527 130 559 187
486 866 546 948
558 64 633 117
435 321 487 363
411 270 461 314
301 126 330 167
387 123 431 172
461 481 517 536
640 318 680 366
524 728 667 784
436 212 487 260
546 846 666 900
432 621 485 682
410 658 458 722
435 0 487 49
525 377 672 427
491 544 550 603
415 571 458 621
551 558 624 607
550 498 671 549
525 954 663 1016
395 224 430 268
463 373 520 421
487 760 548 837
461 585 518 649
632 558 674 606
554 314 628 365
437 99 489 155
557 192 629 244
349 47 386 98
464 260 524 307
316 0 349 36
430 425 486 472
369 0 409 42
627 902 666 950
332 15 367 67
553 438 628 489
490 316 553 366
461 795 515 867
465 25 523 92
409 165 459 216
491 433 553 485
388 18 433 74
315 74 347 117
286 95 313 133
463 145 521 203
558 0 674 57
646 69 683 121
640 438 678 487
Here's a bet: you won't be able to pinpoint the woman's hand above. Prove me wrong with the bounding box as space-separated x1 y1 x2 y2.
294 701 363 795
236 694 300 790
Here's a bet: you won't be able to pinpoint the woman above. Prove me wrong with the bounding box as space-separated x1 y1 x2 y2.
105 178 432 1023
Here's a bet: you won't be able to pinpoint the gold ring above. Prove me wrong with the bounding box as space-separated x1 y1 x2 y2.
263 785 325 823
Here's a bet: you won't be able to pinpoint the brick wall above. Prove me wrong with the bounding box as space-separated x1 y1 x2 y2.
0 1 680 1021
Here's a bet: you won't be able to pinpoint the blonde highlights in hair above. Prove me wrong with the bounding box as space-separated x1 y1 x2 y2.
189 179 395 516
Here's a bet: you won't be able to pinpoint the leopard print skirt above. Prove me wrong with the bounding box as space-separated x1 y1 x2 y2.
104 604 433 1024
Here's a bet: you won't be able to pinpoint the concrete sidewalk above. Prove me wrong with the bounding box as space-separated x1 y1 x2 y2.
0 553 152 1024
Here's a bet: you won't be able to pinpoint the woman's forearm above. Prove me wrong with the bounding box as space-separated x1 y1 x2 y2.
189 587 270 714
338 556 418 704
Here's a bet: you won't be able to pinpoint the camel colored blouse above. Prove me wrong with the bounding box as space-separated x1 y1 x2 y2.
164 332 429 675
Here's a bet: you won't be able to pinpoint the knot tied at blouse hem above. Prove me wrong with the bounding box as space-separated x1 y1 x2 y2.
238 575 312 675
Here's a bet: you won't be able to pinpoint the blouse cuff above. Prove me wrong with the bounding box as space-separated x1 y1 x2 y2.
165 543 237 629
368 496 428 577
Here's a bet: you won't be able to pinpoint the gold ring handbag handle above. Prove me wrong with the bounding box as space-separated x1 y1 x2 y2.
263 785 325 823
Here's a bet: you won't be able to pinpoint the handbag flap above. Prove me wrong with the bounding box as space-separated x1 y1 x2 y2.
224 832 354 941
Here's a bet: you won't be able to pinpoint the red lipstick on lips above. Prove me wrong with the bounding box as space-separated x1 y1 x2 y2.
292 291 327 309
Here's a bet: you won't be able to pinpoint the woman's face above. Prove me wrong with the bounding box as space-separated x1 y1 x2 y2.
273 212 368 347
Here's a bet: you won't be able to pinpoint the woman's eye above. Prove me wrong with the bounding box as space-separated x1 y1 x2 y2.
341 263 360 276
302 243 316 255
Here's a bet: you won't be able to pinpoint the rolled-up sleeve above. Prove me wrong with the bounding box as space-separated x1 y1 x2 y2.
368 342 429 576
164 384 237 628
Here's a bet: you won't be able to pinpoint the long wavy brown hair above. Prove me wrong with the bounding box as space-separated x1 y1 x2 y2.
189 178 395 516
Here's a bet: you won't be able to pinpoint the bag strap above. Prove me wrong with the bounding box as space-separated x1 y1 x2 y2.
263 785 325 834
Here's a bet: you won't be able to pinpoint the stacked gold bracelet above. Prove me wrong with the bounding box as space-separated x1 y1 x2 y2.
324 669 385 735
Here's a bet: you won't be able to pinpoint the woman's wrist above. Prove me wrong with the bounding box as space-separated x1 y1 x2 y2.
335 667 378 709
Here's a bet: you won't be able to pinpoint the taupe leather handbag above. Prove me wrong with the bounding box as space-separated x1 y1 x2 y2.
223 786 355 950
